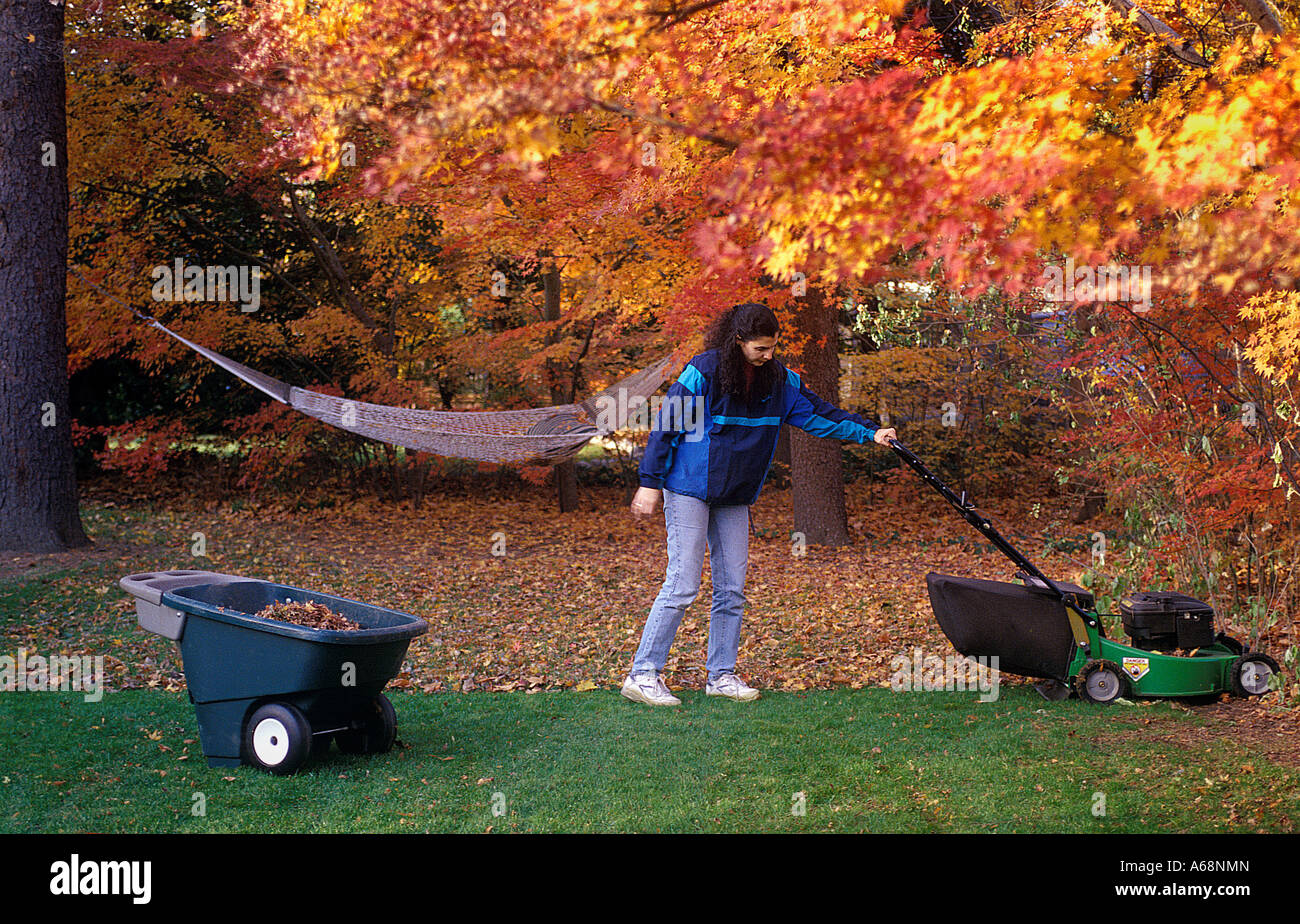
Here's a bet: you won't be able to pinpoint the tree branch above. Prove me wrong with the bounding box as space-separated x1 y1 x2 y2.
646 0 734 32
582 91 740 151
1104 0 1211 68
283 184 386 344
1122 305 1300 496
1235 0 1285 35
77 180 322 315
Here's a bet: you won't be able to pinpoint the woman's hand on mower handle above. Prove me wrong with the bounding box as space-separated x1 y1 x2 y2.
872 427 898 447
631 486 662 519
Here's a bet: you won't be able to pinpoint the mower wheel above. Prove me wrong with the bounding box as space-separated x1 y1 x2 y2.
1076 659 1130 705
1229 654 1280 697
1214 633 1245 656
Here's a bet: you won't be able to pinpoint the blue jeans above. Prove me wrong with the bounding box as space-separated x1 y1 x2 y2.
632 488 750 681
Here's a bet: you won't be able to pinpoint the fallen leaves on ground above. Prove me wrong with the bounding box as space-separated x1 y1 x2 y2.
7 475 1295 748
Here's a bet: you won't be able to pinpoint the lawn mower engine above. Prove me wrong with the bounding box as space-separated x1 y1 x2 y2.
1120 591 1216 652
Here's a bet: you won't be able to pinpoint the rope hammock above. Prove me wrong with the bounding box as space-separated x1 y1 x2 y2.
158 321 673 463
72 269 674 465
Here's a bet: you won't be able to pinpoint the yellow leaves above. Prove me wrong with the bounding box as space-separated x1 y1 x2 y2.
1180 110 1231 153
1212 41 1248 79
511 116 563 165
1131 123 1163 164
1214 271 1241 293
1240 291 1300 380
764 234 810 283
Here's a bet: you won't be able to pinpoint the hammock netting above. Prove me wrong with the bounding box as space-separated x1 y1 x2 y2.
153 320 674 465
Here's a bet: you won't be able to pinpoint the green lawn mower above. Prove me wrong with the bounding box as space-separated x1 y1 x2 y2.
885 438 1281 704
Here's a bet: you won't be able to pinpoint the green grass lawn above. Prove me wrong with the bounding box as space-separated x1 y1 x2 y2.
2 685 1295 833
3 499 1296 835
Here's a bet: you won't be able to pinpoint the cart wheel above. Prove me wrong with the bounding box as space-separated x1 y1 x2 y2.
1230 654 1280 697
1076 659 1130 705
243 703 313 774
336 693 397 755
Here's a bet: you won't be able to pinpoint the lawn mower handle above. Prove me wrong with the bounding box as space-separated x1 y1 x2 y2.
880 436 1098 653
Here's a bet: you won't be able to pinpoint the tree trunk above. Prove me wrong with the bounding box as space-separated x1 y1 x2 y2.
0 1 90 553
774 421 791 467
789 288 850 547
542 260 578 512
1072 476 1108 523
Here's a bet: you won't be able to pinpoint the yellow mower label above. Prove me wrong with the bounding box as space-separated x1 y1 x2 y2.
1122 657 1150 681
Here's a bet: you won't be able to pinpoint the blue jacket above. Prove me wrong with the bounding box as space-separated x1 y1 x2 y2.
638 349 879 506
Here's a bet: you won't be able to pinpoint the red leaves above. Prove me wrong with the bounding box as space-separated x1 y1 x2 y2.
83 416 195 483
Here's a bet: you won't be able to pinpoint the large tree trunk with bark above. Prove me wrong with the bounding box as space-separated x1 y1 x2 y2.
789 288 851 547
0 1 90 553
542 261 578 512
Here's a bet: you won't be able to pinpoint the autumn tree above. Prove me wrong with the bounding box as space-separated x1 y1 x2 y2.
227 0 1300 553
65 2 485 500
57 0 1300 580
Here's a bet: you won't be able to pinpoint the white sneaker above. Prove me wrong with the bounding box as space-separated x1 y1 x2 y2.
706 672 760 701
621 672 681 706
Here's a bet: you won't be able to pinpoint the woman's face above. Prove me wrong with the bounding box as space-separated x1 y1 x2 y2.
738 335 777 366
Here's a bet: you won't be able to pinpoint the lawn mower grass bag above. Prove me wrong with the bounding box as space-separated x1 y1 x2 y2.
925 573 1078 682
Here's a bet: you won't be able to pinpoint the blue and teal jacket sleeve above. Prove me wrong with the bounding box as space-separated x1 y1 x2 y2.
638 359 707 489
782 367 879 443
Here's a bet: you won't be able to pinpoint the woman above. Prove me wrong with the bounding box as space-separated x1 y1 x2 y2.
624 302 897 706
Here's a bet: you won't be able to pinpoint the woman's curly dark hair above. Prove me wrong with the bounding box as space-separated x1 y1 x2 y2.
704 302 781 401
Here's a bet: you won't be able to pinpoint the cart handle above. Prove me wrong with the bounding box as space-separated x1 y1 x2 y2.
119 570 249 606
